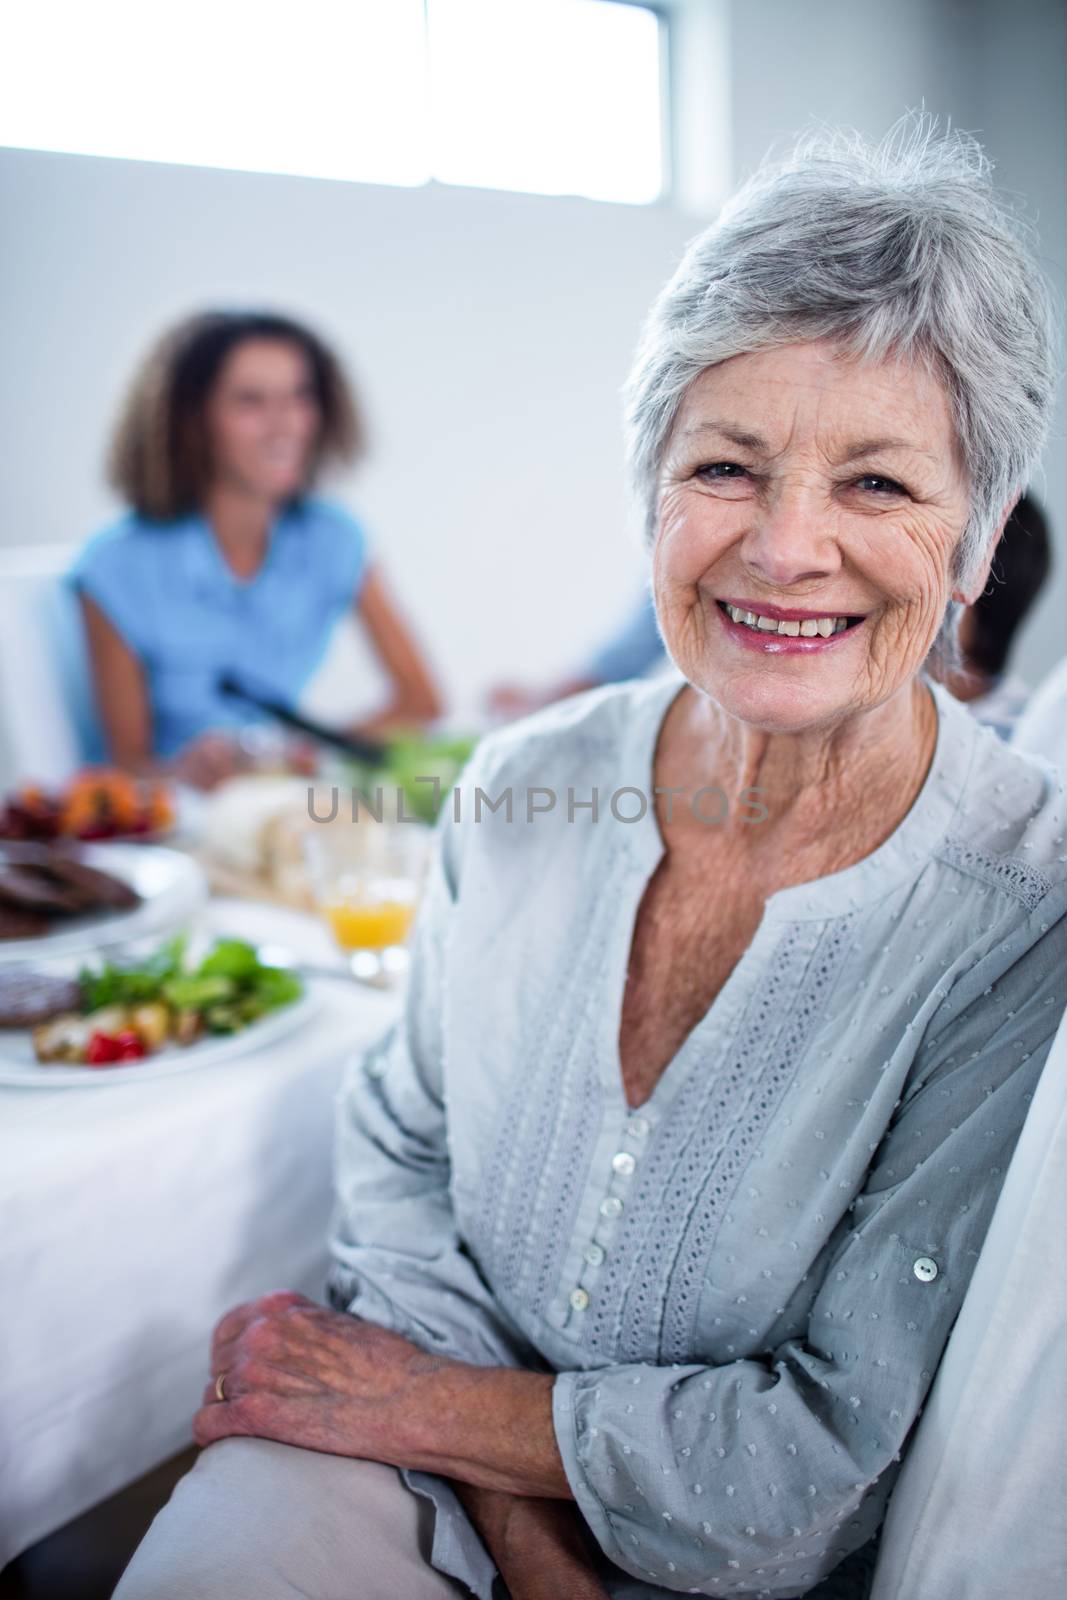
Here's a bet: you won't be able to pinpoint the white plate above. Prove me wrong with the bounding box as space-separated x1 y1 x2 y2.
0 985 322 1086
0 843 207 964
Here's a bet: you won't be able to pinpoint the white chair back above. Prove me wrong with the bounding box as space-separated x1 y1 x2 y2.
0 544 99 790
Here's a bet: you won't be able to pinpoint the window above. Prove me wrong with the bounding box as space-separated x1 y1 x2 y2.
0 0 665 205
427 1 664 204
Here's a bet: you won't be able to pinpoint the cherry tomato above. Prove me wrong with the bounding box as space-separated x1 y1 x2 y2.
86 1032 123 1066
113 1029 148 1061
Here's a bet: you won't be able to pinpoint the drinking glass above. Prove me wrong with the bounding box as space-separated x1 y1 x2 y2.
303 817 431 985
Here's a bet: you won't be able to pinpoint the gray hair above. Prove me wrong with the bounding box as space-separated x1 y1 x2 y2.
624 117 1057 658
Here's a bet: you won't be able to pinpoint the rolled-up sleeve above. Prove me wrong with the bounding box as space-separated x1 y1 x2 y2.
327 782 545 1373
552 909 1066 1594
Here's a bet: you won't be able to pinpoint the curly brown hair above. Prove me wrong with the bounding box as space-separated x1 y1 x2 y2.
107 310 365 520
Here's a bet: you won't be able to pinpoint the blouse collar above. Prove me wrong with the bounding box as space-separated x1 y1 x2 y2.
180 505 301 599
620 667 978 921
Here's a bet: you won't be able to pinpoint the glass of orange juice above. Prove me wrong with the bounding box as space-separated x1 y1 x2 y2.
303 817 431 985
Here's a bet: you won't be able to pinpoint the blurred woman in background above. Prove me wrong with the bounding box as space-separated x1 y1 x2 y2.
72 310 442 789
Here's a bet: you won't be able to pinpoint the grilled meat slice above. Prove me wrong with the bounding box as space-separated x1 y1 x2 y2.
37 854 141 910
0 906 50 940
0 843 140 917
0 969 83 1026
0 865 84 914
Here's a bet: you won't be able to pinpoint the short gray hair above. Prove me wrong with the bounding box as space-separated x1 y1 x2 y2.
625 117 1057 630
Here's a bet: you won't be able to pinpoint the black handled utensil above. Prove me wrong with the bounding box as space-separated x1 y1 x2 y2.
217 674 389 765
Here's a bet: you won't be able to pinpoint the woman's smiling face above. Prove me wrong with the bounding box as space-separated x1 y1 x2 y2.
654 340 979 732
204 337 321 504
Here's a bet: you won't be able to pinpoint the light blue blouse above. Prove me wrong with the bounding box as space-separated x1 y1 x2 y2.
69 499 369 758
327 671 1067 1599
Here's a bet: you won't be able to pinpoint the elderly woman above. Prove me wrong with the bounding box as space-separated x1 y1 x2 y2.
116 126 1066 1600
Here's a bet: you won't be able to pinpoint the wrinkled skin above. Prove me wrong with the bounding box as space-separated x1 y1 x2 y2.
193 1291 439 1458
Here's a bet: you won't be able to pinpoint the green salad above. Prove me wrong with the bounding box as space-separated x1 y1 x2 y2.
346 732 479 824
32 936 305 1067
81 935 303 1033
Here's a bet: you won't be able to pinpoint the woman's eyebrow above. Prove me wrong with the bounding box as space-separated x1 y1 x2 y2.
839 436 939 463
679 420 769 452
680 421 941 464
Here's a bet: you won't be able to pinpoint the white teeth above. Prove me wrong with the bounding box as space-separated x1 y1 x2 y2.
725 603 854 636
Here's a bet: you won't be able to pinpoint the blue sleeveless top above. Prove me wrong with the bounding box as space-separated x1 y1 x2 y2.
69 498 369 758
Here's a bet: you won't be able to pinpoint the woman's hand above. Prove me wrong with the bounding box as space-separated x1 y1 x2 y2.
485 677 597 725
170 732 251 791
196 1292 572 1498
455 1486 611 1600
192 1290 450 1459
504 1559 611 1600
170 731 319 788
497 1499 612 1600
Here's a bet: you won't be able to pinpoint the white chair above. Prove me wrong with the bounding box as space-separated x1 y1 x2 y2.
870 1003 1067 1599
1014 656 1067 776
0 543 100 791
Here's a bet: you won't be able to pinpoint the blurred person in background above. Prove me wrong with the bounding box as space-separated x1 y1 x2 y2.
71 310 442 789
489 494 1051 742
487 582 666 719
934 492 1051 738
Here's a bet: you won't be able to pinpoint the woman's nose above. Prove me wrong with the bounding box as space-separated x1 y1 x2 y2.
265 396 308 433
740 487 841 588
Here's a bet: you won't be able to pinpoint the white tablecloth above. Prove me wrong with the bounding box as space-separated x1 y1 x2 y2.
0 899 399 1566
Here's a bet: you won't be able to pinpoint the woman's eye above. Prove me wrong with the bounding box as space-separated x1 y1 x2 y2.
855 474 906 496
695 462 748 482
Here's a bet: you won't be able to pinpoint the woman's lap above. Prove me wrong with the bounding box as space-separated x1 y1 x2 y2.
110 1433 879 1600
111 1437 474 1600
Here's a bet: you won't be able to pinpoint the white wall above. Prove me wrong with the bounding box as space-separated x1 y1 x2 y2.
1 0 1064 721
728 0 973 180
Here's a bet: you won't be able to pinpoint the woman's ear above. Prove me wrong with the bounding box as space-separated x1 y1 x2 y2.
950 500 1017 606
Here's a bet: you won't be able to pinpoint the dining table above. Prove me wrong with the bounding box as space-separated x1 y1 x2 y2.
0 891 401 1568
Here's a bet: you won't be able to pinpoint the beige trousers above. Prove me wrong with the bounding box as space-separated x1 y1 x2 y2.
111 1438 481 1599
